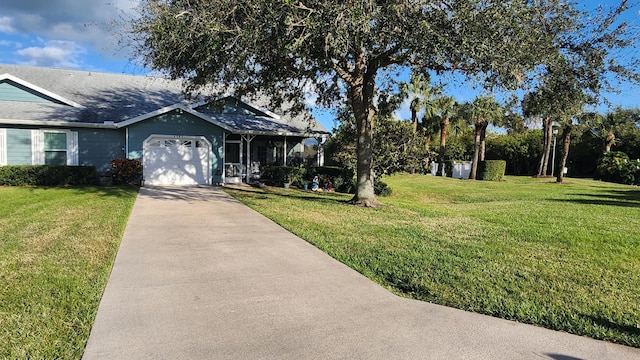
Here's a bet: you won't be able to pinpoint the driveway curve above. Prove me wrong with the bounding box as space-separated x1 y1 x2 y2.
83 186 640 360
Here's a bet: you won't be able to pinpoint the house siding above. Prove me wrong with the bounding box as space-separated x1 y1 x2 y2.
77 129 126 172
0 80 60 104
126 111 225 183
2 127 121 169
6 128 33 165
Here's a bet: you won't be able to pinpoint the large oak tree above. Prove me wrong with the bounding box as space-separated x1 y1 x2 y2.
128 0 599 205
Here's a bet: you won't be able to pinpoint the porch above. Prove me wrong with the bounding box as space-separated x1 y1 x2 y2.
223 133 326 184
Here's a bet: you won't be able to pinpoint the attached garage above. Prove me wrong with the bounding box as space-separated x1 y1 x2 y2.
142 135 212 185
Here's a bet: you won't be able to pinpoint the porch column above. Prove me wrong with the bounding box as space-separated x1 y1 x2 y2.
316 136 327 166
222 133 227 183
242 134 256 183
283 136 288 166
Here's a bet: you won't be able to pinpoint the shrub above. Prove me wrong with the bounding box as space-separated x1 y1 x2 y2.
111 158 143 185
261 166 306 186
374 179 392 196
306 166 355 193
595 151 640 185
478 160 506 181
444 161 454 177
0 165 97 186
485 131 543 176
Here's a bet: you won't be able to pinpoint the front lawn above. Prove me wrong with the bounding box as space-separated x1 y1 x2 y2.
225 175 640 348
0 186 138 359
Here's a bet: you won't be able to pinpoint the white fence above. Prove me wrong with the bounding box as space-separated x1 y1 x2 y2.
431 161 472 179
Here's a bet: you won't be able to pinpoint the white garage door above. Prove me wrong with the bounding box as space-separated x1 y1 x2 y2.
143 136 211 185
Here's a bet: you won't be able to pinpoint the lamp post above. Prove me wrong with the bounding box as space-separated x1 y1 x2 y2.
551 122 559 177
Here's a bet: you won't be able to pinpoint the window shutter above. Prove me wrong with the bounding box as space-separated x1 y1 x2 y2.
68 131 79 165
0 129 6 166
31 130 44 165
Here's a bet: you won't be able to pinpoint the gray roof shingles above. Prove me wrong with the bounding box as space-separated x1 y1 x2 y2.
0 64 328 136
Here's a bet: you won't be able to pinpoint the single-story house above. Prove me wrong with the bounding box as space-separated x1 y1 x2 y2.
0 64 329 185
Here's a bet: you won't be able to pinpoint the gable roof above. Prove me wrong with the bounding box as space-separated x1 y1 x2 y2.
0 64 329 136
0 73 85 108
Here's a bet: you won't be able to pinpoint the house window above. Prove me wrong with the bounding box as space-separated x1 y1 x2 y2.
32 129 78 166
44 132 67 165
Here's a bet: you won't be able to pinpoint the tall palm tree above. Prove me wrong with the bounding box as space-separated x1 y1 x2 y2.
400 73 434 132
461 97 503 180
588 108 640 152
433 96 457 176
400 72 441 167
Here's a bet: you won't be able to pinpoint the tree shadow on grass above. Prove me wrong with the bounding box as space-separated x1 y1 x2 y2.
224 185 351 206
22 185 139 199
548 188 640 208
586 315 640 339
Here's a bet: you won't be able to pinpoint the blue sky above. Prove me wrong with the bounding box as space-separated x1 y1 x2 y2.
1 0 639 131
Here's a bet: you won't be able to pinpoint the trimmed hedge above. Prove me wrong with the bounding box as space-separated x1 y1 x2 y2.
0 165 97 186
478 160 506 181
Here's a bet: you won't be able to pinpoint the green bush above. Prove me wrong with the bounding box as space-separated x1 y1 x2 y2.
374 179 392 196
111 158 142 185
261 166 306 186
307 166 355 193
304 166 390 195
0 165 97 186
595 151 640 185
485 131 543 176
444 161 455 177
478 160 506 181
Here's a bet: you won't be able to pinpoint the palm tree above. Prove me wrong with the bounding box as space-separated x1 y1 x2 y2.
399 72 440 167
588 107 640 152
432 96 457 176
460 97 503 180
400 73 434 132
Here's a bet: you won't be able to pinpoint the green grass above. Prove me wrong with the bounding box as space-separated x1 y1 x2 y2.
224 175 640 348
0 186 138 359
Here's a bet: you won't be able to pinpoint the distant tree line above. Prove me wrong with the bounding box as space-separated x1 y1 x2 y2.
325 90 640 184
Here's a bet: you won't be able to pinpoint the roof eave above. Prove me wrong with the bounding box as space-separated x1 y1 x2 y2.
0 118 117 129
116 103 236 132
231 129 331 137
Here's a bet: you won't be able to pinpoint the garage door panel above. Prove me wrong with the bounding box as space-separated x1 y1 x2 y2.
143 136 211 185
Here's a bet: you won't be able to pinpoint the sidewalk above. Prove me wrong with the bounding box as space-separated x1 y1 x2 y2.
82 186 640 359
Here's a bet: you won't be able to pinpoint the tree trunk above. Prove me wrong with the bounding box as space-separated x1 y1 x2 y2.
537 117 551 177
479 122 488 161
556 123 572 183
436 117 449 176
470 122 483 180
348 50 380 207
605 131 615 152
411 106 418 133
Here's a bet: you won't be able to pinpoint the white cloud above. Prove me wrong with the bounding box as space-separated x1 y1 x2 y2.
17 40 87 69
0 16 14 32
393 97 413 121
0 0 140 59
0 39 22 48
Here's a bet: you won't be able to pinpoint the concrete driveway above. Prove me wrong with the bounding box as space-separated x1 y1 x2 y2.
82 186 640 360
